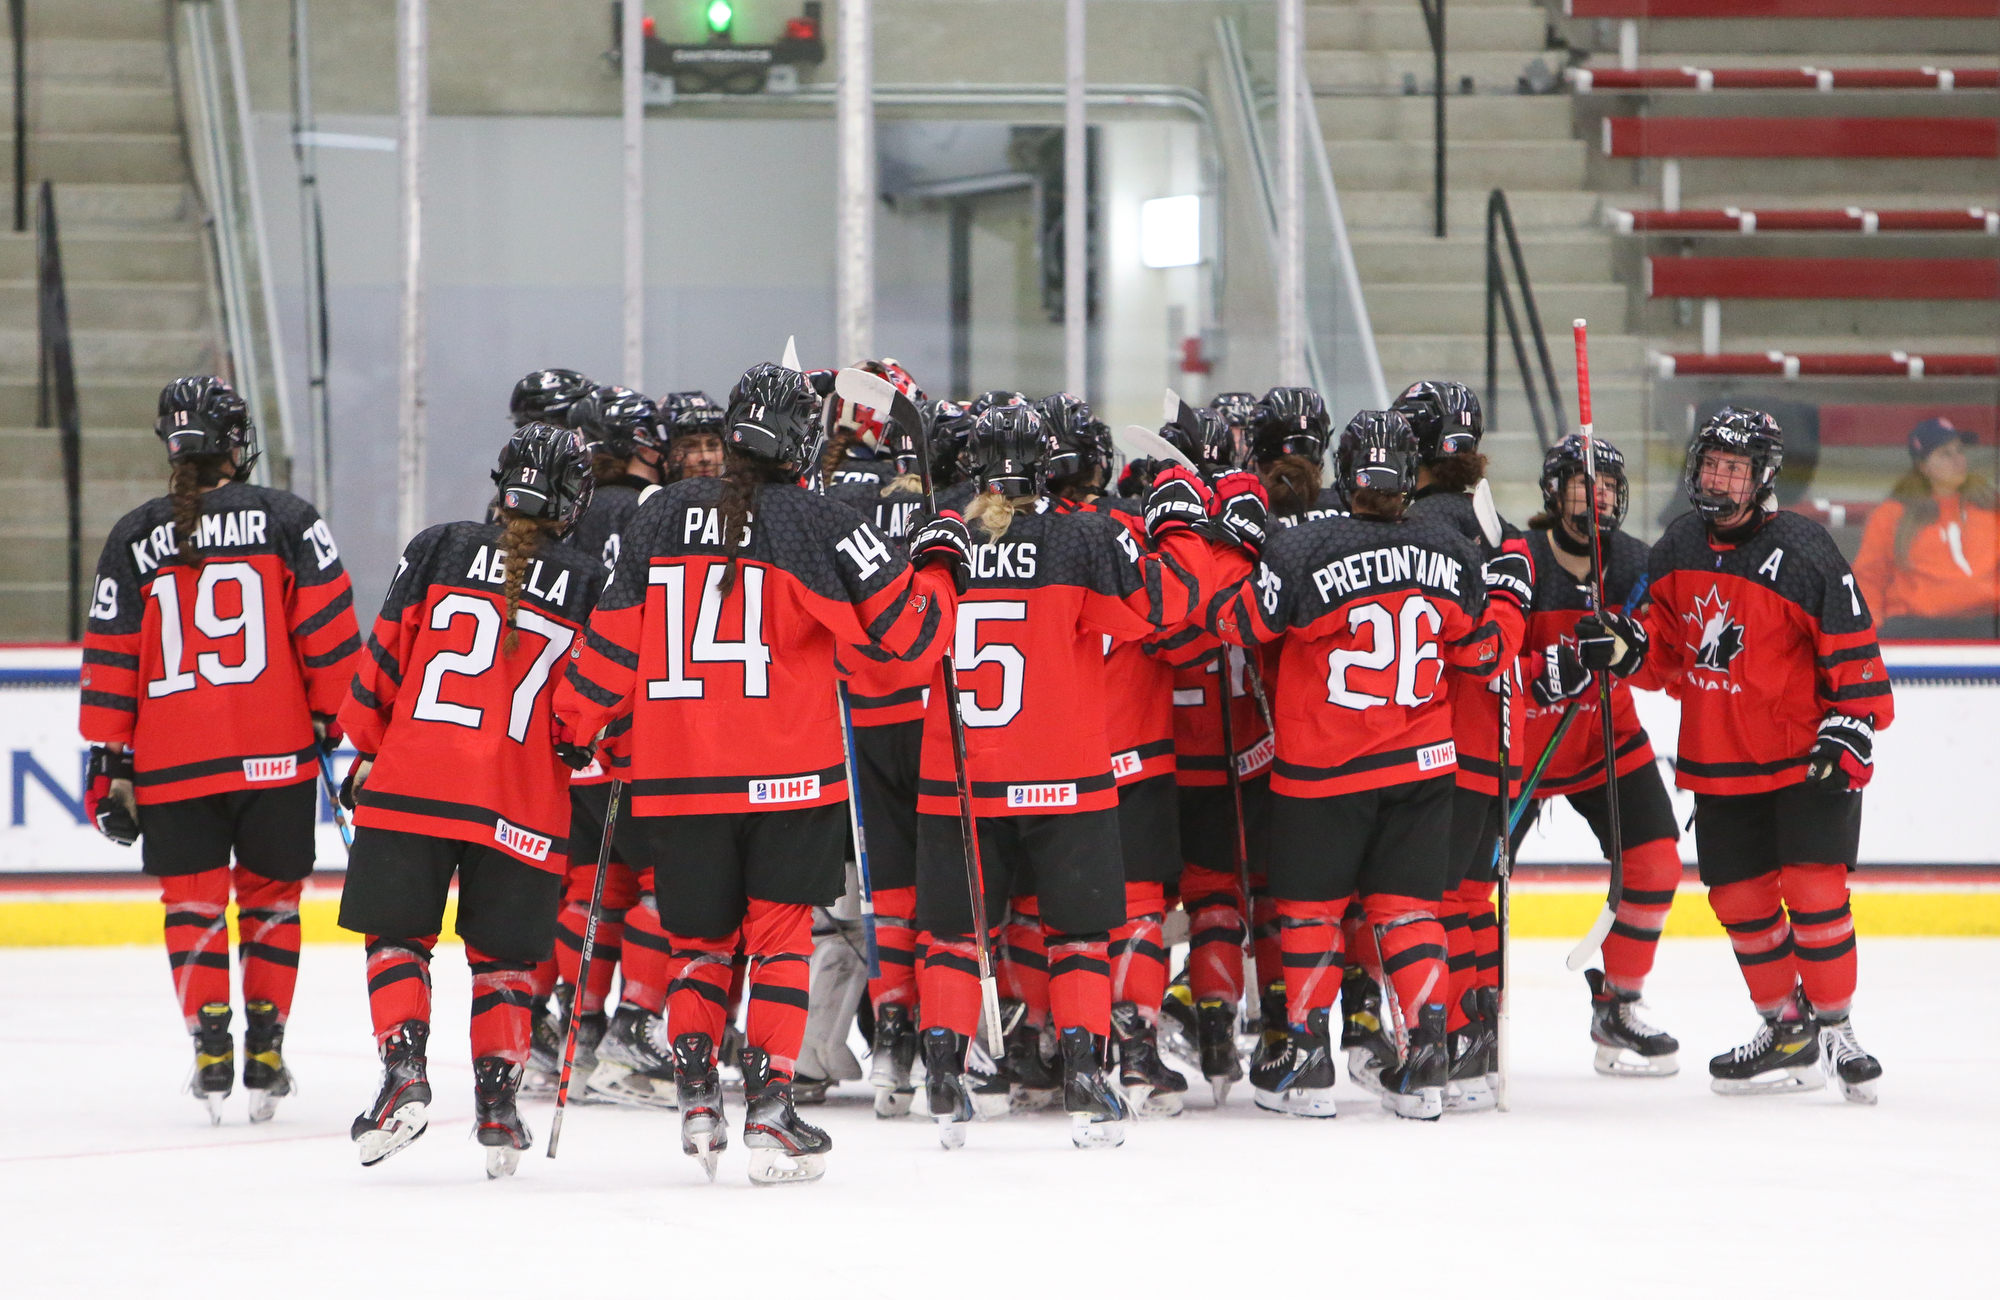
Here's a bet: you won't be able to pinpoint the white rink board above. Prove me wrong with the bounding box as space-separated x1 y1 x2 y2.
4 646 1996 871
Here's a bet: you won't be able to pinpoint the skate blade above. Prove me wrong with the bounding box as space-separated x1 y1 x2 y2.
747 1148 826 1185
873 1086 914 1119
520 1069 559 1097
1445 1078 1496 1113
1069 1113 1126 1150
1594 1045 1680 1078
1252 1086 1337 1118
485 1145 521 1179
357 1101 429 1166
245 1087 286 1124
935 1114 966 1150
1835 1076 1879 1106
1131 1086 1185 1119
1381 1087 1444 1121
1711 1064 1825 1097
998 1087 1045 1116
1208 1077 1233 1108
1346 1048 1387 1096
587 1060 680 1110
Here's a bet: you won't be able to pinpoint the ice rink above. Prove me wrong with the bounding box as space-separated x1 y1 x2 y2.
5 937 1992 1297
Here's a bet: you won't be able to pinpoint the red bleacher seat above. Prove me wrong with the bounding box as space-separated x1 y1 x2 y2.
1605 117 2000 159
1574 67 1999 92
1647 256 2000 299
1819 403 1998 446
1656 352 2000 378
1610 208 1998 234
1567 1 2000 17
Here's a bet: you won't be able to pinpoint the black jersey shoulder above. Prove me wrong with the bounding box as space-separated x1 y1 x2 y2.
1647 508 1860 626
1527 526 1650 613
966 499 1141 597
1263 511 1485 628
396 520 599 626
108 480 336 583
829 479 926 547
569 480 645 573
1407 487 1519 557
827 454 891 489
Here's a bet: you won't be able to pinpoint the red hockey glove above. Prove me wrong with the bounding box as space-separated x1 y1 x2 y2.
337 755 374 811
1143 464 1212 541
550 714 597 772
1805 714 1874 791
1481 550 1533 611
84 746 139 846
909 510 973 595
1210 470 1270 557
1530 640 1593 706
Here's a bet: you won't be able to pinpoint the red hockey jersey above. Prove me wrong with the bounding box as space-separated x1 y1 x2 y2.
80 481 361 804
339 522 601 872
831 478 934 728
1519 526 1656 798
556 476 956 817
1632 509 1893 796
915 503 1213 818
1210 513 1505 797
1068 496 1177 788
1150 629 1275 788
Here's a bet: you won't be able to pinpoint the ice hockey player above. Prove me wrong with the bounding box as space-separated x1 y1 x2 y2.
818 358 919 490
556 361 968 1184
1628 408 1892 1103
661 390 727 482
337 422 603 1177
80 376 361 1125
510 368 595 428
911 403 1225 1151
1517 433 1682 1079
1206 409 1528 1121
1395 381 1526 1111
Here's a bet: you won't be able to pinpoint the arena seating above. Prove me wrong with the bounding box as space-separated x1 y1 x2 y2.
1603 117 2000 161
1648 256 2000 300
1654 352 1999 378
1608 208 1997 234
1574 68 1998 92
1566 1 2000 17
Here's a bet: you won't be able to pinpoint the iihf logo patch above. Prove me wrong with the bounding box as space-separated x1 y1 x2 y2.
1686 587 1746 672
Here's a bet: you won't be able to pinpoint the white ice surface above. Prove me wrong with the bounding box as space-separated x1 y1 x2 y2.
3 939 1993 1298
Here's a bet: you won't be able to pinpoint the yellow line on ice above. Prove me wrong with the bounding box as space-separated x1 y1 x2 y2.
0 898 462 947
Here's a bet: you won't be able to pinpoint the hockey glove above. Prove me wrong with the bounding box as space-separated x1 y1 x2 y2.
909 510 973 595
1210 470 1270 557
1144 465 1212 541
1602 609 1648 677
84 746 139 847
1530 640 1593 706
1805 713 1874 791
338 756 374 811
550 714 598 772
1575 615 1621 673
312 713 343 748
1481 550 1533 611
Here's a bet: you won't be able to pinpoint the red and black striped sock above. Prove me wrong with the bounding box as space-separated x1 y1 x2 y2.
1000 896 1050 1027
1109 881 1169 1020
1440 890 1474 1031
1601 838 1680 994
364 936 436 1046
233 869 303 1023
1046 930 1112 1038
161 868 231 1031
742 899 813 1079
556 899 627 1015
867 885 920 1011
1181 864 1246 1004
1709 872 1796 1015
1366 894 1448 1024
1276 896 1348 1025
619 894 675 1015
1250 880 1282 989
1458 879 1501 995
467 946 536 1064
666 933 737 1057
917 931 986 1039
1783 863 1857 1017
530 956 559 1003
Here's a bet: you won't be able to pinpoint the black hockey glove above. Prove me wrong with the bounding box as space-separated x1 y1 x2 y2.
84 746 139 847
338 756 374 811
1143 465 1212 542
1575 615 1620 673
1602 610 1648 677
1530 639 1593 706
1481 550 1533 611
1805 713 1874 791
1210 470 1270 557
908 510 973 596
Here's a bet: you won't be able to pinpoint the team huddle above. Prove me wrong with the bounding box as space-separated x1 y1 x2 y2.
77 355 1891 1184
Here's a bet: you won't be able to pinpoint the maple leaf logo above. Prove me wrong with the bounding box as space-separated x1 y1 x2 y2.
1684 586 1745 672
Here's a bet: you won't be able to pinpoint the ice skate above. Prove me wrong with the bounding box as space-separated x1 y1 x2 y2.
1586 969 1679 1078
1159 968 1198 1061
524 995 561 1095
553 984 609 1099
965 1029 1015 1118
352 1020 431 1166
1195 997 1243 1106
869 1003 919 1118
187 1002 233 1125
472 1056 532 1179
587 1005 678 1109
1446 991 1497 1113
1246 982 1290 1087
242 1000 294 1124
1380 1003 1447 1121
997 997 1059 1111
1058 1026 1128 1149
673 1032 728 1180
1249 1007 1338 1118
1709 1002 1823 1096
1111 1001 1188 1118
1341 966 1395 1095
741 1046 831 1185
922 1027 976 1150
1815 1013 1881 1105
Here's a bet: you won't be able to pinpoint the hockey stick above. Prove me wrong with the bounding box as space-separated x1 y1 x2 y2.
835 680 882 978
1214 647 1260 1034
317 741 353 848
835 367 1005 1057
1566 320 1624 973
1116 423 1198 476
547 778 623 1159
1494 657 1514 1113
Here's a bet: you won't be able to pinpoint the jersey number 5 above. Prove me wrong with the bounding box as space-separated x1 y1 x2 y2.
1326 596 1442 710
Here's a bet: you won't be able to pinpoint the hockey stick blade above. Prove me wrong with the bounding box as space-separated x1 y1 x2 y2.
782 335 800 372
1566 904 1615 972
1116 423 1198 474
834 367 924 456
1472 479 1505 549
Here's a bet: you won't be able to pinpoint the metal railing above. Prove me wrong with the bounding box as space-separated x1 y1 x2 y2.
35 181 82 640
1485 188 1567 455
1418 0 1446 238
9 0 23 233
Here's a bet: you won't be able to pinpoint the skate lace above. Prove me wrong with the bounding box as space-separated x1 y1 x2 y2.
1820 1019 1866 1062
1729 1022 1774 1063
1614 997 1666 1040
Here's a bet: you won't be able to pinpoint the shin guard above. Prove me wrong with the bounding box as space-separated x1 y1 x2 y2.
1440 891 1474 1032
742 899 814 1079
1045 931 1113 1038
1708 872 1796 1015
917 931 987 1039
999 897 1050 1027
1365 895 1448 1029
364 937 437 1045
232 869 303 1023
466 946 536 1065
1460 879 1500 994
667 934 738 1051
868 885 921 1011
1109 882 1170 1020
1275 897 1348 1025
1181 864 1247 1004
1602 838 1681 995
1250 879 1282 989
618 893 676 1016
1783 863 1857 1017
161 869 232 1030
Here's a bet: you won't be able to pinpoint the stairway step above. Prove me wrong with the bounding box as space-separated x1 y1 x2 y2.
1309 50 1558 92
0 282 209 332
1340 188 1603 231
0 587 84 642
1558 15 2000 58
0 376 173 427
22 38 168 85
32 82 178 134
1318 94 1574 142
1373 332 1648 376
44 182 192 227
0 328 211 374
23 0 166 41
1350 231 1615 283
1366 281 1628 334
0 475 157 533
1330 138 1585 190
26 133 184 184
1307 5 1550 53
0 229 201 281
0 426 160 480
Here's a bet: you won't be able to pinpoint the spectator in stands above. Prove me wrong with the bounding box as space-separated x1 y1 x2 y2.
1853 418 1999 639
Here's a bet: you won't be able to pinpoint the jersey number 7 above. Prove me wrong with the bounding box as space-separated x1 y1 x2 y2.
411 594 575 742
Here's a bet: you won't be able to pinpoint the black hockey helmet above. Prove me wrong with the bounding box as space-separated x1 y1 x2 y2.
492 421 595 534
1684 406 1784 522
1332 409 1420 511
1392 380 1484 461
1539 433 1630 534
967 403 1047 498
1209 390 1262 430
724 363 822 472
571 384 664 459
1039 392 1112 483
509 368 594 428
1251 386 1332 464
661 390 726 442
1171 405 1240 476
154 376 259 477
920 398 974 485
968 389 1028 418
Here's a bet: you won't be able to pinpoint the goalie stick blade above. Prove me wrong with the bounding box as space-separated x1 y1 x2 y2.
833 367 924 455
1472 478 1504 548
1565 905 1616 971
1116 424 1198 474
782 335 800 372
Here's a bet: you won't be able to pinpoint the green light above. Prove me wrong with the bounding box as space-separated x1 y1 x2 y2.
705 0 734 34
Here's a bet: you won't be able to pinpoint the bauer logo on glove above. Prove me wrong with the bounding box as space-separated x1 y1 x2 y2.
1805 713 1874 790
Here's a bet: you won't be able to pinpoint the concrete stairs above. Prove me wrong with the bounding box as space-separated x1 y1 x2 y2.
3 1 214 640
